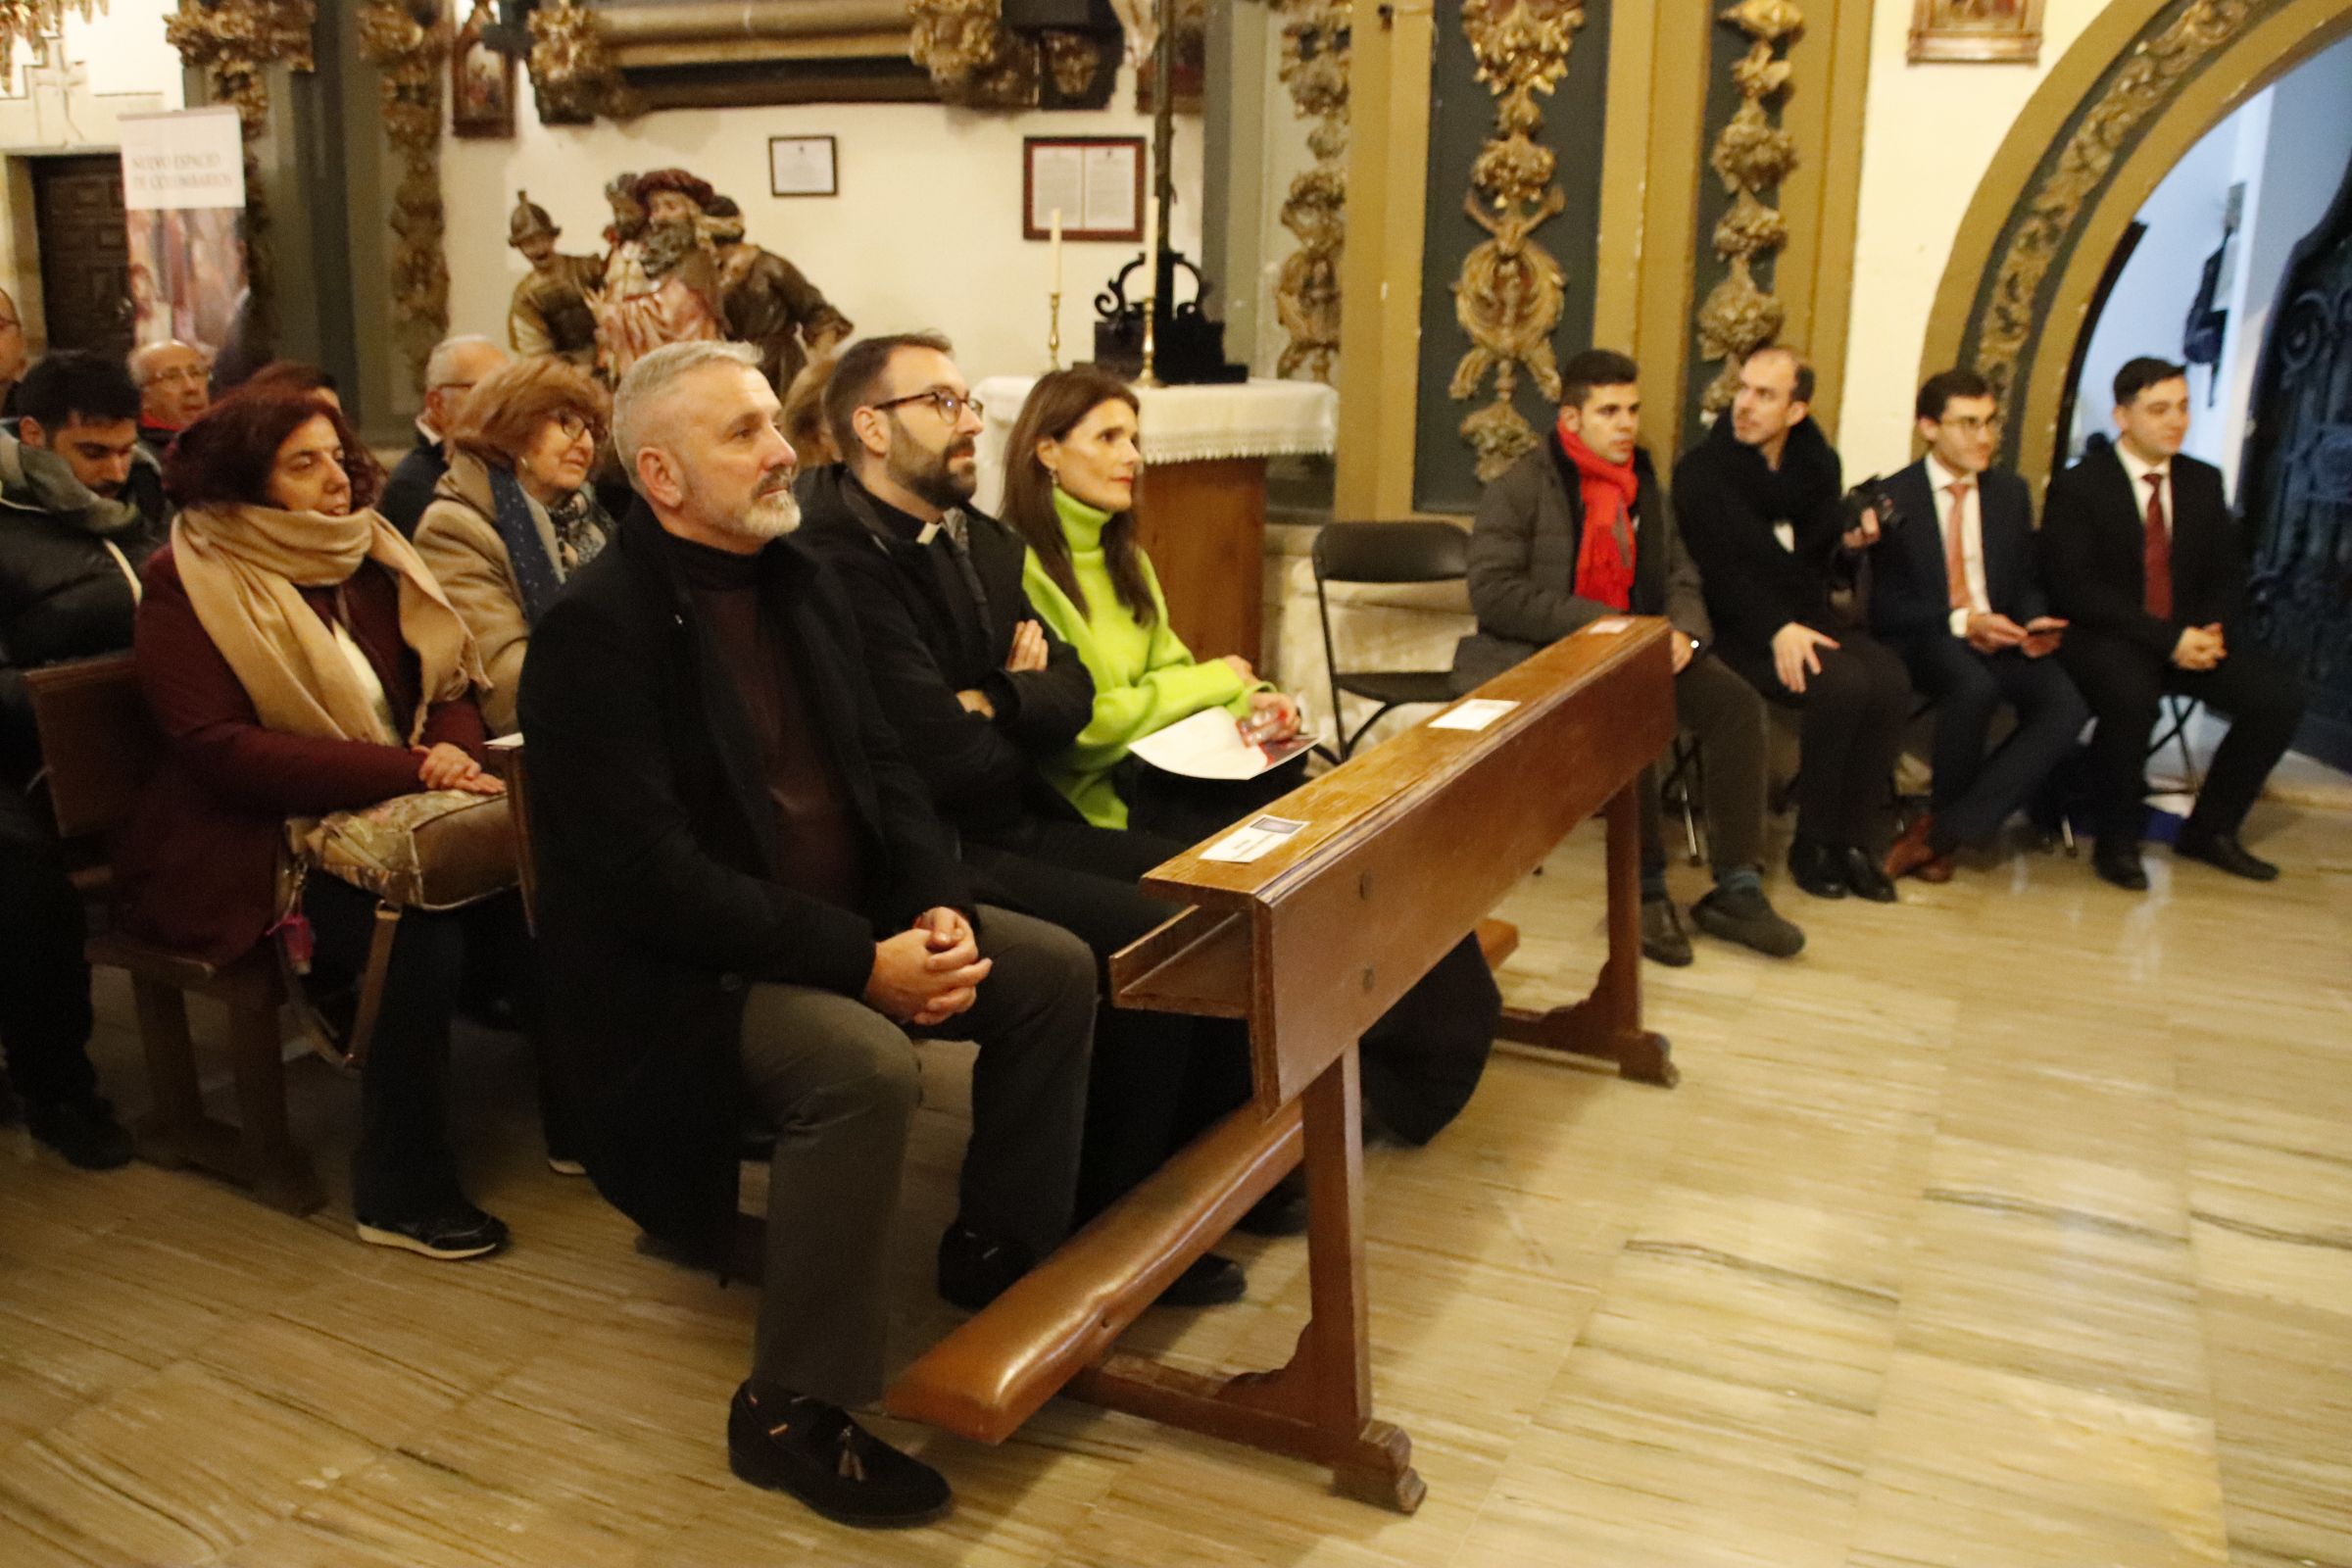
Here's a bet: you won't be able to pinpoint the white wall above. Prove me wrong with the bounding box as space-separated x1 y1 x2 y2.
1838 0 2111 477
2065 29 2352 490
441 65 1204 392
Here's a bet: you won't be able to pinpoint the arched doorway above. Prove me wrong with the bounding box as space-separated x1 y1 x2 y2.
1919 0 2352 488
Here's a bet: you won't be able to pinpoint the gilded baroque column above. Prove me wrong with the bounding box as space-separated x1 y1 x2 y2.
1449 0 1584 483
526 0 641 124
356 0 451 390
166 0 318 352
1272 0 1348 383
1695 0 1801 415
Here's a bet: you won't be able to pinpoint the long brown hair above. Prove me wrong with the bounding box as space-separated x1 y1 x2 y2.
1001 368 1154 626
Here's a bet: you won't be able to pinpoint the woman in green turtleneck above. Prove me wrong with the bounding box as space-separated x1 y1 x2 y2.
999 368 1303 835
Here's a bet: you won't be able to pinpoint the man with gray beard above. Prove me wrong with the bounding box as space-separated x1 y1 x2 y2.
518 341 1096 1527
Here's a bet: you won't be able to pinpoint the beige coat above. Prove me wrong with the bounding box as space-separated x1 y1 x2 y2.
413 452 564 735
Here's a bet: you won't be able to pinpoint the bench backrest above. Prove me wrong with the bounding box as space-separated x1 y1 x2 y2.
24 652 161 841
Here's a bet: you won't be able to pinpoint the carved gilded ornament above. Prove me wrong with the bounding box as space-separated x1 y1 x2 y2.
1273 0 1348 383
1450 0 1585 482
356 0 451 390
1695 0 1801 416
166 0 317 351
908 0 1036 107
526 0 642 124
1972 0 2248 415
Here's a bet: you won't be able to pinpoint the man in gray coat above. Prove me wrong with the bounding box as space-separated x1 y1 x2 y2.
1454 348 1801 963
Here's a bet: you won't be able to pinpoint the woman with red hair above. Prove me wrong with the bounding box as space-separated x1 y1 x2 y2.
119 387 557 1258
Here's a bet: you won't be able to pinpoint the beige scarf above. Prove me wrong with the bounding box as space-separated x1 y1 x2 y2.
171 503 487 746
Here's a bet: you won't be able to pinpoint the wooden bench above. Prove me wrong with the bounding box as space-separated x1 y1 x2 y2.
25 652 321 1214
887 617 1677 1508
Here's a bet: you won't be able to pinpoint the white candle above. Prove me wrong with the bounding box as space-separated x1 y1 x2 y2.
1050 208 1063 295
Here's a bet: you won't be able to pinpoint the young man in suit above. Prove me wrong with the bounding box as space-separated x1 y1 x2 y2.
1457 347 1802 963
1870 370 2087 881
1676 346 1915 904
2041 356 2305 889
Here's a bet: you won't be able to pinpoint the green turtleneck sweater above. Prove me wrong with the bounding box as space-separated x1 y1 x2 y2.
1020 486 1255 829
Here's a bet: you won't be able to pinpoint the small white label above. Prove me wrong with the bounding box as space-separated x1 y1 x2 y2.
1429 699 1519 732
1200 814 1307 863
1584 617 1635 635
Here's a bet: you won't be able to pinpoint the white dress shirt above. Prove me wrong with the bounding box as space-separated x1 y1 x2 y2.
2114 441 2173 537
1928 453 1990 638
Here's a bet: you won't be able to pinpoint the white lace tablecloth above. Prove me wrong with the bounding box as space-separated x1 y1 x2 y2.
971 374 1339 514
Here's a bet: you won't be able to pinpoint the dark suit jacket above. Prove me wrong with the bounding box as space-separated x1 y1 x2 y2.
794 465 1096 839
518 501 969 1253
1870 460 2046 647
2040 444 2243 661
378 427 447 540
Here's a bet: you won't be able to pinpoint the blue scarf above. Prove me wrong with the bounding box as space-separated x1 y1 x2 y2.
487 464 565 624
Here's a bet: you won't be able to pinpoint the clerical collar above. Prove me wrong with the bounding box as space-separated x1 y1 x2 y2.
846 471 939 545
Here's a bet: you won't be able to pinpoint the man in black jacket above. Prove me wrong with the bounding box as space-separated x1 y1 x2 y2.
518 341 1094 1528
2041 356 2304 889
1457 347 1800 963
0 352 163 1171
1869 370 2086 882
1676 346 1914 903
378 335 509 537
793 333 1261 1304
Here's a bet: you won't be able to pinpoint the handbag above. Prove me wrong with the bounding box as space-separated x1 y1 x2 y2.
275 789 521 1067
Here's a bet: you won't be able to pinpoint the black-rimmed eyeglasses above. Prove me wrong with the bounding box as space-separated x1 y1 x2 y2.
869 387 983 424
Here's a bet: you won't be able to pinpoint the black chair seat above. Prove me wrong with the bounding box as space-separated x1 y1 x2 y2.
1334 670 1463 709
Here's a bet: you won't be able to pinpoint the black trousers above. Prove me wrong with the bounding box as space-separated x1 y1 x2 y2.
1724 628 1913 854
305 878 563 1218
965 817 1252 1221
2058 628 2306 845
1120 760 1501 1146
0 783 100 1108
1895 636 2088 850
1639 651 1769 881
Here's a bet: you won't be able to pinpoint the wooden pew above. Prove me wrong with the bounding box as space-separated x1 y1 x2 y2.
887 617 1677 1509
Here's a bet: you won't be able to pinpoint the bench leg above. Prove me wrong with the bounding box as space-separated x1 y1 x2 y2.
226 1001 321 1216
1495 781 1677 1087
1069 1048 1427 1513
130 977 204 1168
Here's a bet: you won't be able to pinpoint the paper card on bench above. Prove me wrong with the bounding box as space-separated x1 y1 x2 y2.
1584 617 1635 634
1200 814 1307 863
1129 708 1314 781
1428 698 1518 732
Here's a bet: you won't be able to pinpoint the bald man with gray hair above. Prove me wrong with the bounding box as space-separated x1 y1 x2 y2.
517 338 1095 1528
380 333 511 536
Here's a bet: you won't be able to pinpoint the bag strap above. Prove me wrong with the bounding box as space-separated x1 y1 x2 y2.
342 903 406 1069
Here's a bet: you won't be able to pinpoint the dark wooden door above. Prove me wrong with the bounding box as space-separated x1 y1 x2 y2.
31 155 132 357
2242 148 2352 770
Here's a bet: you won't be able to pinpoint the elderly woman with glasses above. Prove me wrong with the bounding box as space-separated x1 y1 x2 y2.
415 356 613 735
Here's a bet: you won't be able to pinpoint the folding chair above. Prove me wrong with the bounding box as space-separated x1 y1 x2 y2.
1311 521 1471 760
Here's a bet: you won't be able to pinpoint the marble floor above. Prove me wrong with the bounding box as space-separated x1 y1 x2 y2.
2 793 2347 1567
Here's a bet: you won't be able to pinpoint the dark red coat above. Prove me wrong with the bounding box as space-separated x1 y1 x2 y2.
119 544 488 966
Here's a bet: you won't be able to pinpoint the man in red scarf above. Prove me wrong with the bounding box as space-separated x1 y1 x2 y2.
1455 349 1802 965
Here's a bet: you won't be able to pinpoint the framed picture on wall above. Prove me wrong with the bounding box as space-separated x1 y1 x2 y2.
452 0 517 139
1908 0 2045 64
768 136 838 198
1023 137 1144 242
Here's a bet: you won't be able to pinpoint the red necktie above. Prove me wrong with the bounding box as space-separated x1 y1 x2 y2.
1943 481 1975 612
2142 472 2172 620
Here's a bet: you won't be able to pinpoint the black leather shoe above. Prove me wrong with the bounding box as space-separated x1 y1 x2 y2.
936 1222 1036 1312
2175 828 2279 882
1788 839 1847 900
2092 839 2149 891
24 1095 135 1170
728 1383 950 1528
355 1203 509 1260
1640 897 1694 966
1841 846 1899 904
1156 1251 1248 1307
1690 883 1805 958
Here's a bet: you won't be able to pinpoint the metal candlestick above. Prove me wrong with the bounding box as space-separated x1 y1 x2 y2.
1136 294 1162 387
1048 290 1062 370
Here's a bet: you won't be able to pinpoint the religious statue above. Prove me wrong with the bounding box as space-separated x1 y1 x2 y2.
704 196 854 395
590 168 725 380
506 192 602 367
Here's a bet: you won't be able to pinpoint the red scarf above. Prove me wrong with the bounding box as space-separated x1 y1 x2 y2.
1558 419 1639 611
